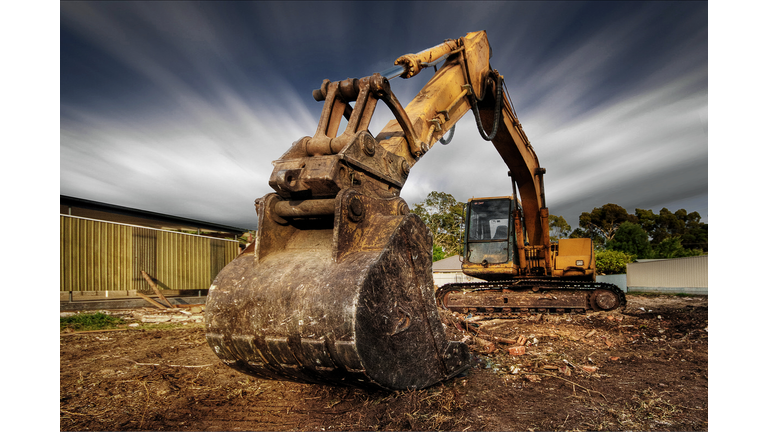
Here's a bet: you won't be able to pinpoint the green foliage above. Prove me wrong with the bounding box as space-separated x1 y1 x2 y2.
607 222 652 258
412 191 465 261
432 244 447 262
60 312 125 332
577 204 707 256
595 249 634 275
649 237 704 259
548 214 571 242
634 207 708 252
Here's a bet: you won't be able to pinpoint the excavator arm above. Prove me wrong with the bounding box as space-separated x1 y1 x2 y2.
205 31 551 391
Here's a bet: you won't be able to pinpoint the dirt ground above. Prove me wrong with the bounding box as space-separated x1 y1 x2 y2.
60 293 707 431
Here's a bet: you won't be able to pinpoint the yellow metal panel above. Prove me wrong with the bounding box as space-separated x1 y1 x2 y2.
61 215 239 293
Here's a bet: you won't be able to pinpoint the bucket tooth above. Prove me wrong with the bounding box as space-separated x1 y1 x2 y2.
205 190 470 390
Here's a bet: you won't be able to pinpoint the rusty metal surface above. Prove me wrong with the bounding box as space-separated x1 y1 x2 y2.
441 288 589 313
436 280 626 315
206 189 469 390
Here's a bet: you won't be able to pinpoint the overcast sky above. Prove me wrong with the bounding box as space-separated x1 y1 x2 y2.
59 1 708 231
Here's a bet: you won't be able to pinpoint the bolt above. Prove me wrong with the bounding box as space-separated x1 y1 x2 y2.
361 133 376 156
400 160 411 176
348 196 364 222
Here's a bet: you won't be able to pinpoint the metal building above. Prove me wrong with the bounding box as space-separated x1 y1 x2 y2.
60 196 249 301
626 255 708 295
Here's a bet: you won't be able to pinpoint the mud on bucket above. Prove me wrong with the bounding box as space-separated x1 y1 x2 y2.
205 191 470 390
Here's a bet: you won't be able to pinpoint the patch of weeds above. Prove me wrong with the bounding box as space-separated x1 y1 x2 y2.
61 312 125 332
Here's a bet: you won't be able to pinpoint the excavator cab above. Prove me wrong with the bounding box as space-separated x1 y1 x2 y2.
465 197 517 266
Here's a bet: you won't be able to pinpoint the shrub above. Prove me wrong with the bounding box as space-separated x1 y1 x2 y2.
596 249 634 275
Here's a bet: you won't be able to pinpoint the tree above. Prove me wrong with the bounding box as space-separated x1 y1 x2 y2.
607 222 651 259
412 191 465 261
633 207 708 253
548 214 571 243
650 237 704 259
579 204 635 244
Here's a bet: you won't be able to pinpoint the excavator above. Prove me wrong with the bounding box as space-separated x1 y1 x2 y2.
205 31 625 392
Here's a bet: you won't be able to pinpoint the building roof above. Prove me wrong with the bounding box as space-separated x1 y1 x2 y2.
60 195 249 237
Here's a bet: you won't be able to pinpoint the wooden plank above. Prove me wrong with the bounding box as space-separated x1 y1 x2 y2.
136 292 167 309
141 271 176 308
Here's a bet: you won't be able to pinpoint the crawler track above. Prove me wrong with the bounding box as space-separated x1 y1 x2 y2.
436 279 626 315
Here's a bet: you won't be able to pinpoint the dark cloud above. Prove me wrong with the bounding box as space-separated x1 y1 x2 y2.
60 1 708 230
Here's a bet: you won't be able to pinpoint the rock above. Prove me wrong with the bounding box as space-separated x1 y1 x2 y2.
524 374 541 382
475 337 496 353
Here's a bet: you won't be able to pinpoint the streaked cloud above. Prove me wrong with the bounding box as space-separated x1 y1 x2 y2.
60 1 707 230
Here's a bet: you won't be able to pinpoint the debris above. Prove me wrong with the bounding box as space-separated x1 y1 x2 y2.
475 337 496 353
478 319 508 329
524 374 541 382
136 292 167 310
604 338 613 348
141 271 176 308
542 365 559 371
609 356 619 361
507 346 525 356
516 335 527 345
580 365 598 373
141 315 172 323
585 329 597 338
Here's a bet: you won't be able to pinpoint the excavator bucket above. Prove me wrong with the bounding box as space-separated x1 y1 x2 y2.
205 190 470 390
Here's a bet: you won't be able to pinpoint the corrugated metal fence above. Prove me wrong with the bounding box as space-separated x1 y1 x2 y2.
60 215 239 292
626 255 708 295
